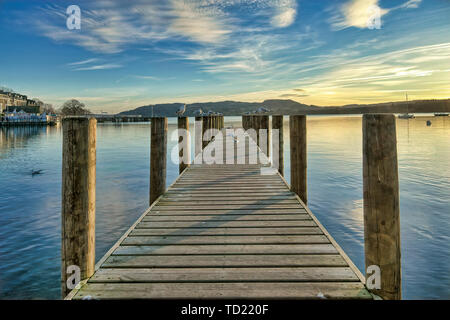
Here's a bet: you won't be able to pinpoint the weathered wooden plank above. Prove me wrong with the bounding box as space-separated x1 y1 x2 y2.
171 185 287 189
122 235 330 245
161 193 298 202
178 175 282 179
177 116 190 174
169 187 289 191
150 117 167 205
61 117 97 297
272 115 284 176
174 181 285 185
130 227 323 236
181 175 270 178
66 127 371 301
90 267 359 283
102 254 347 268
142 214 311 221
73 282 372 299
180 178 272 181
150 209 307 215
164 191 295 196
113 244 338 255
152 205 307 210
363 114 401 300
290 115 307 204
136 221 317 228
157 200 299 205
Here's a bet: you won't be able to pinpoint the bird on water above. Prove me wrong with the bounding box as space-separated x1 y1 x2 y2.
31 169 43 176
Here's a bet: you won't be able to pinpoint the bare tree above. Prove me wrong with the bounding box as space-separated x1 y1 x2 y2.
59 99 92 116
42 103 56 114
32 98 44 107
0 86 13 93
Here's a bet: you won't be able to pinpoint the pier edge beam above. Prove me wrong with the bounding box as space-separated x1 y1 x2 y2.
272 115 284 176
150 117 168 205
178 116 190 174
289 115 307 204
61 117 96 298
363 114 401 300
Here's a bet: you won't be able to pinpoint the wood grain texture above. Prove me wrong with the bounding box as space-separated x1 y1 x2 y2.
68 129 371 300
61 117 96 297
272 115 284 176
102 254 347 268
195 116 202 157
150 117 167 205
290 115 307 204
363 114 401 300
73 282 371 299
177 116 190 174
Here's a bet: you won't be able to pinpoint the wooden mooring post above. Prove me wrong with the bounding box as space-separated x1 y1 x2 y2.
195 116 202 157
178 116 190 174
253 115 260 146
61 117 96 297
289 115 307 204
363 114 401 300
202 116 210 149
242 115 248 130
259 115 269 157
272 115 284 176
150 117 167 205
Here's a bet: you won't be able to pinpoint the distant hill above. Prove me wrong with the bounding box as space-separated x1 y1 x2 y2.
119 98 450 117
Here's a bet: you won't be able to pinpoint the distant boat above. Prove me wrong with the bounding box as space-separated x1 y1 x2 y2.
434 113 449 117
398 92 414 119
398 113 415 119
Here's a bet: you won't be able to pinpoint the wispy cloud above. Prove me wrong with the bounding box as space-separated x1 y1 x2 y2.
26 0 305 84
286 42 450 105
33 0 299 54
74 64 122 71
329 0 422 30
67 58 99 66
133 75 160 80
400 0 422 9
279 93 309 98
270 0 297 28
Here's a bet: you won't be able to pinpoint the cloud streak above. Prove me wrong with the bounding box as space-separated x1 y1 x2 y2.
74 64 122 71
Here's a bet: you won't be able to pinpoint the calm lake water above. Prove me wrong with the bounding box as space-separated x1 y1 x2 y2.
0 116 449 299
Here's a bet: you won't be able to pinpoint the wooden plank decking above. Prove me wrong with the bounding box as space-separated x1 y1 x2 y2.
68 132 371 300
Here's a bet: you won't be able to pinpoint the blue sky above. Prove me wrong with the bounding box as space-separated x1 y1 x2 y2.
0 0 449 113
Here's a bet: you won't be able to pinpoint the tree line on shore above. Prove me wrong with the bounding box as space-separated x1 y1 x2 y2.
32 99 92 117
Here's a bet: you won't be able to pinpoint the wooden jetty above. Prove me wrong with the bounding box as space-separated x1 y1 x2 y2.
63 114 401 300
